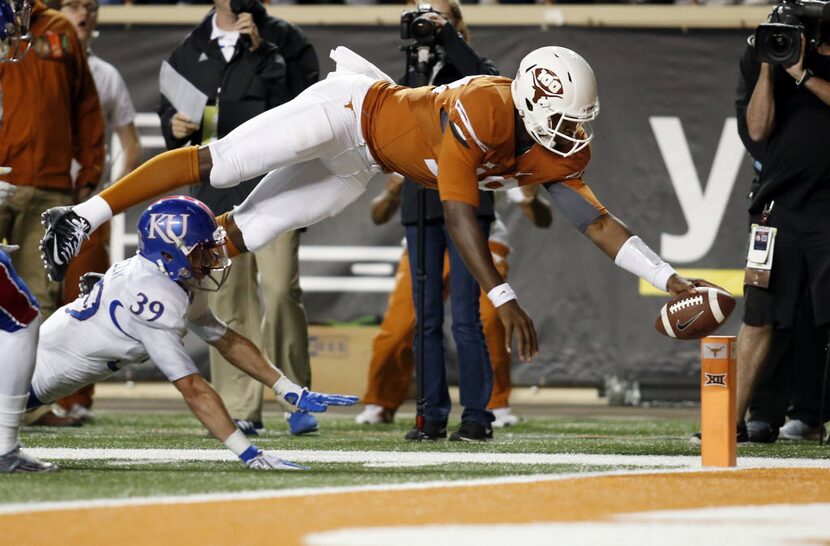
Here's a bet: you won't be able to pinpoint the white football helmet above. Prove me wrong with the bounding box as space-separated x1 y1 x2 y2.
511 46 599 157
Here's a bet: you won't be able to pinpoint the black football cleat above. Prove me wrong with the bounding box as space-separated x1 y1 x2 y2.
40 206 90 282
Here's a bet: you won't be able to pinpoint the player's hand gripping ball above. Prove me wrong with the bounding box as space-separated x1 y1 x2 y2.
655 287 736 340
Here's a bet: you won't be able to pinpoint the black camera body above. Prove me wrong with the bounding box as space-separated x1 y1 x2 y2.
755 0 830 65
401 4 442 46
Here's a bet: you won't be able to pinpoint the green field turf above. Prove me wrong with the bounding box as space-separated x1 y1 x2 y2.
2 412 826 505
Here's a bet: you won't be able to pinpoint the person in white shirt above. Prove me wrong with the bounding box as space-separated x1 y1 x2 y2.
27 196 357 470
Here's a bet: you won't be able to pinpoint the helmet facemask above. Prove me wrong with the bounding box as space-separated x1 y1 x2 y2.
523 110 596 158
180 227 231 292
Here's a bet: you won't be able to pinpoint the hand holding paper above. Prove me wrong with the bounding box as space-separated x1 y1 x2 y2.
159 61 208 126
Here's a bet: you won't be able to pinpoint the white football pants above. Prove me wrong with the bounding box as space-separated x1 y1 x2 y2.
208 70 385 251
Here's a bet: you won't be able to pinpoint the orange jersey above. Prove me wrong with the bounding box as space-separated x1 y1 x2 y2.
361 75 606 214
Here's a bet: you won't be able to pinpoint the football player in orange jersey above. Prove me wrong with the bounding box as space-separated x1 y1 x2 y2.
40 46 700 363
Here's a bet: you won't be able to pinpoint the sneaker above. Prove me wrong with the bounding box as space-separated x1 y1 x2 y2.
746 420 779 443
404 419 447 441
40 206 90 282
689 421 748 445
0 445 58 473
355 404 395 425
779 419 825 441
491 407 520 428
449 420 493 442
287 410 318 435
234 418 264 436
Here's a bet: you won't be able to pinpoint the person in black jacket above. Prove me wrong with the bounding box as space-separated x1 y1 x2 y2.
157 0 320 437
392 0 501 442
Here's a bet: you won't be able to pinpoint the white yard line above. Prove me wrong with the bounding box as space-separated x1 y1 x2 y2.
305 504 830 546
24 447 830 469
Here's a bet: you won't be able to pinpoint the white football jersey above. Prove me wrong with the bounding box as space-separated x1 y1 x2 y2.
31 255 227 404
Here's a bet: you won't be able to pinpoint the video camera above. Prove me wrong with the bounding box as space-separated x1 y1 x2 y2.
400 4 442 46
755 0 830 65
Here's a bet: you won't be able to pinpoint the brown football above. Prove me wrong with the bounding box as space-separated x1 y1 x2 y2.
655 287 736 340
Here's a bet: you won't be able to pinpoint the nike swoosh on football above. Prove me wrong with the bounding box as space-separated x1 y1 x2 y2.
676 310 705 332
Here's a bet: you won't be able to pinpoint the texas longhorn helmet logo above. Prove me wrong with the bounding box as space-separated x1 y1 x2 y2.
147 213 190 244
530 67 564 107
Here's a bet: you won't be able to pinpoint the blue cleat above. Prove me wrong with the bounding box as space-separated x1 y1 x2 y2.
287 410 318 435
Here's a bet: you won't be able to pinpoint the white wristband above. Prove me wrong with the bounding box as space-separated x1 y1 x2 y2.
273 375 303 405
614 236 677 292
487 282 517 308
223 429 253 457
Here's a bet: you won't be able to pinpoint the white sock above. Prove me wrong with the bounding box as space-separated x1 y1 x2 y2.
73 196 113 232
0 394 27 454
0 319 39 454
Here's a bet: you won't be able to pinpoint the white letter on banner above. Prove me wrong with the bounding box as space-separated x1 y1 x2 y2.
650 117 744 263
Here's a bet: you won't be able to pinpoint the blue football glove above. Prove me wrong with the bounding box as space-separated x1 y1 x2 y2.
274 376 359 413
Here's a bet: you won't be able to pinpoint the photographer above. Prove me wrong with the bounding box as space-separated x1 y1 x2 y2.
390 0 501 441
158 0 320 436
734 6 830 442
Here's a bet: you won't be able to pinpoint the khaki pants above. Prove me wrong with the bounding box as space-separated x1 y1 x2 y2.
209 230 311 422
0 186 72 319
362 242 512 411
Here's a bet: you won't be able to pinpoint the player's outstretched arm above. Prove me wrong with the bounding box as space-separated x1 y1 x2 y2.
209 327 359 412
173 373 307 471
173 373 238 441
443 200 538 362
210 327 281 387
583 213 694 295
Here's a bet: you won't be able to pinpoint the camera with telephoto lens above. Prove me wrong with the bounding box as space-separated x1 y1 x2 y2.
755 0 830 65
401 4 442 45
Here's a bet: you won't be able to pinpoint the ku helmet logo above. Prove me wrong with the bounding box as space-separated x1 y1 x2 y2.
704 373 727 387
531 67 564 108
147 213 190 244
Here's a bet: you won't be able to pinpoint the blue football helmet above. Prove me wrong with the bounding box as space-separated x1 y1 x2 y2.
0 0 31 63
137 196 231 291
